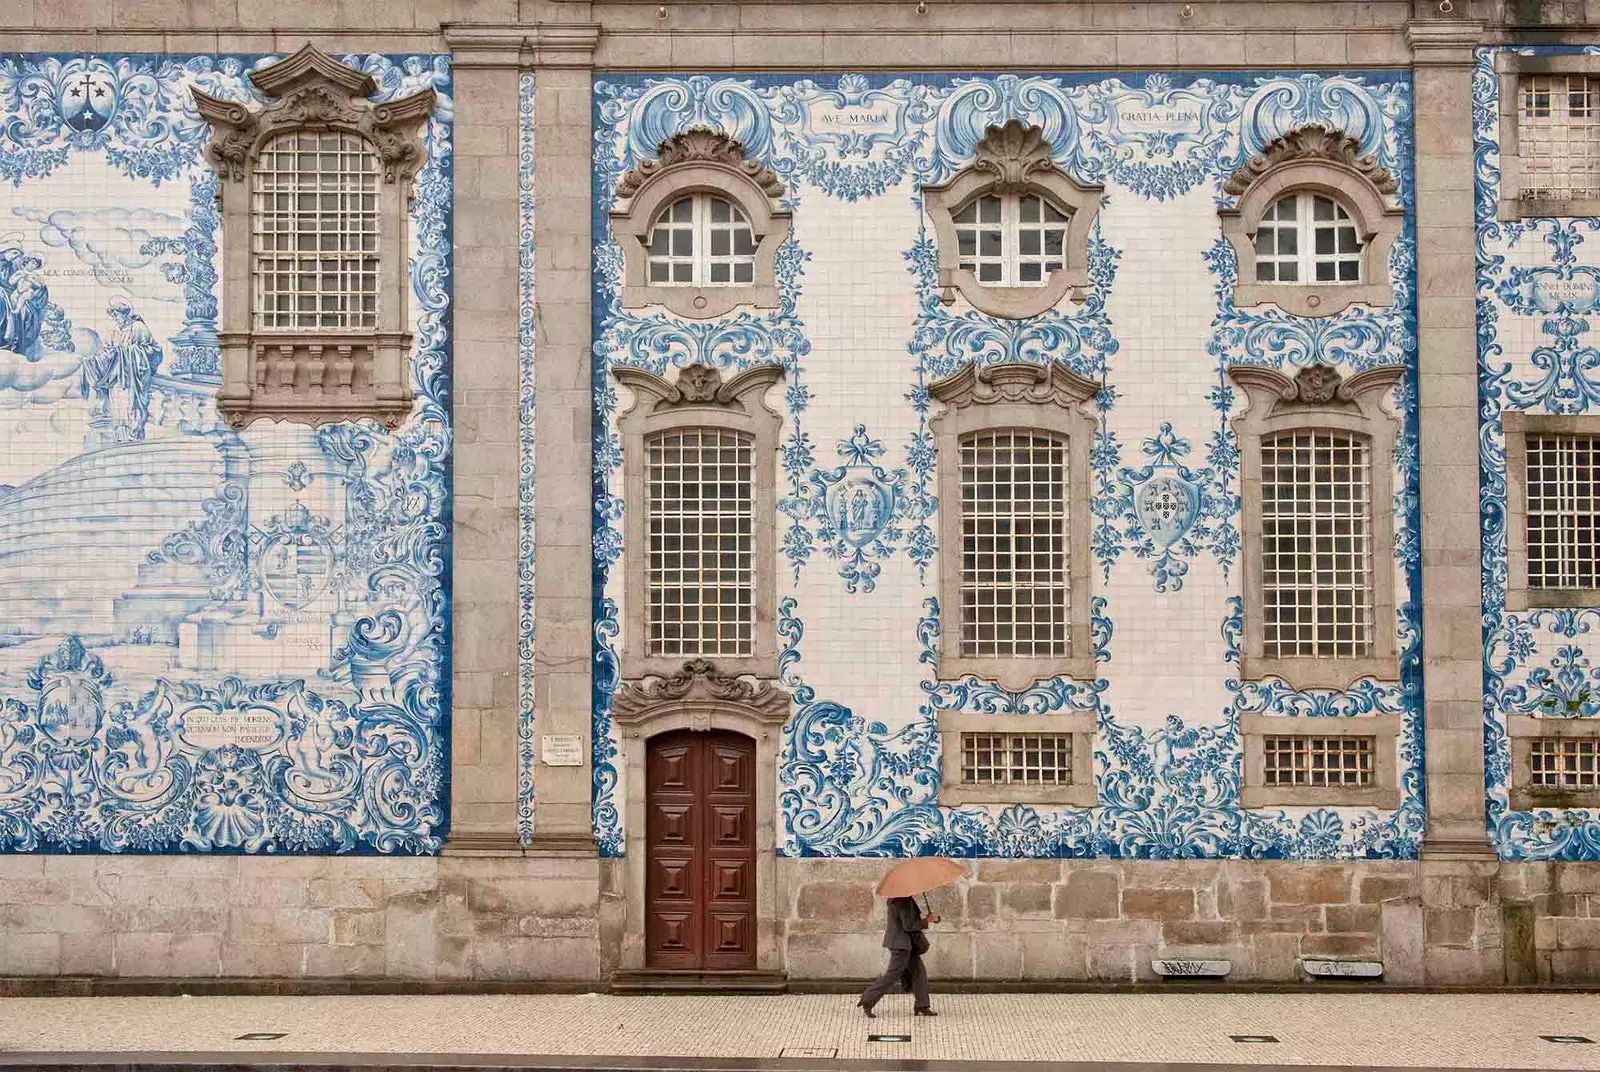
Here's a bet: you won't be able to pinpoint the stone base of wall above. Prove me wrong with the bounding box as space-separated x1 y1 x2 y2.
2 853 1596 985
0 854 603 982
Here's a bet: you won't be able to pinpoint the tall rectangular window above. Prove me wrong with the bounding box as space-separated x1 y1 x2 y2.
1526 433 1600 591
1260 429 1374 658
958 429 1068 658
252 131 380 331
646 427 754 658
1521 74 1600 201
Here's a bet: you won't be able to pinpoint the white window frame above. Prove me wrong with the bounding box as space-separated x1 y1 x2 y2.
1220 124 1403 318
1228 362 1402 689
614 361 784 680
611 129 789 320
953 192 1071 288
1497 53 1600 219
646 193 758 289
1252 191 1365 288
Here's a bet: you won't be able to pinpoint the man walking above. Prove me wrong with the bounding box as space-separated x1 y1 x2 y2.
857 895 937 1018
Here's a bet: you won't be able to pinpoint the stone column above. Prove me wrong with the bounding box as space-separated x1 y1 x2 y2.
1409 18 1503 984
529 23 602 852
441 30 528 854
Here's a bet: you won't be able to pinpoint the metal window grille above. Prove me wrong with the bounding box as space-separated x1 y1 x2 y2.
959 429 1069 658
1521 75 1600 200
647 194 757 286
1260 429 1374 658
961 732 1074 785
646 427 755 657
1526 433 1600 590
1261 734 1375 788
1253 192 1362 285
1530 737 1600 789
954 193 1069 286
252 131 380 330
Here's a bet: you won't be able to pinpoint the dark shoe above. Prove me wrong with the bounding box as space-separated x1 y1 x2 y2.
857 1001 876 1018
914 1008 938 1017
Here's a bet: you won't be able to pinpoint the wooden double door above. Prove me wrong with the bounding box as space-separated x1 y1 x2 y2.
645 729 757 970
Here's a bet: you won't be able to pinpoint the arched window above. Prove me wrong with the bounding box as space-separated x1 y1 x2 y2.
1252 192 1363 286
252 130 381 331
923 120 1103 319
612 130 790 319
1220 125 1403 318
193 45 434 429
647 194 757 287
953 193 1071 287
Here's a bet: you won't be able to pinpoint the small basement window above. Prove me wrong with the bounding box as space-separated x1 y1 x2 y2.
1262 734 1376 789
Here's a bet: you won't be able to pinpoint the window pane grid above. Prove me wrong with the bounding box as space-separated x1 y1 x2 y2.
955 193 1069 287
1521 75 1600 200
1260 429 1374 658
960 429 1068 658
961 732 1073 785
1262 734 1375 788
1527 433 1600 590
646 427 755 658
1254 192 1362 286
646 194 756 286
252 130 380 330
1531 738 1600 789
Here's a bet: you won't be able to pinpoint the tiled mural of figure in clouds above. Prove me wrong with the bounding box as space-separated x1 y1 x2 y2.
0 53 454 855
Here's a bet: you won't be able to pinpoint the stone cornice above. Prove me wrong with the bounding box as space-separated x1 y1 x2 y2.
442 23 601 68
1405 19 1486 65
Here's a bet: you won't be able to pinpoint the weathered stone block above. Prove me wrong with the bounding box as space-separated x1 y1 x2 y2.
1325 904 1382 934
1122 887 1194 920
0 933 59 974
976 860 1061 884
1162 920 1238 946
332 909 386 946
1266 864 1352 906
1358 875 1415 904
1000 883 1052 918
1300 933 1380 958
1380 902 1425 985
973 932 1023 979
1055 871 1118 920
796 883 873 921
967 884 997 920
1021 932 1087 980
1426 907 1477 947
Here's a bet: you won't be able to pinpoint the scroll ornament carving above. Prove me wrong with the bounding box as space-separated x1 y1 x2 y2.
1222 124 1398 197
615 128 786 200
928 360 1100 411
191 44 435 185
614 361 784 412
970 119 1062 192
612 658 791 725
1226 361 1404 412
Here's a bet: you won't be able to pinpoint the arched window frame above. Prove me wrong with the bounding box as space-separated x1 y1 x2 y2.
192 44 434 430
1227 362 1404 690
611 130 790 320
1219 124 1404 319
922 121 1104 320
613 361 784 681
927 360 1099 690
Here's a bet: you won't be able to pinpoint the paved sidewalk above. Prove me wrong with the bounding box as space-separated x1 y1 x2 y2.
3 992 1600 1070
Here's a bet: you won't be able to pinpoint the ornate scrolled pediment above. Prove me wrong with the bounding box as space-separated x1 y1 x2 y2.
613 361 784 416
615 128 786 201
1226 361 1403 420
970 119 1062 192
612 659 791 728
191 44 435 185
928 360 1100 412
1222 124 1397 198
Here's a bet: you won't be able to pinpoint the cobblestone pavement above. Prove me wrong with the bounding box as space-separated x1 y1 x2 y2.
3 992 1600 1069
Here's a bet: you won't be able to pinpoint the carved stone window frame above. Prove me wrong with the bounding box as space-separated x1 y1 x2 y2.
928 361 1099 690
610 659 792 973
1228 362 1404 689
1496 52 1600 220
922 120 1104 321
613 361 784 681
1239 712 1404 809
1219 124 1404 318
936 710 1095 808
1507 715 1600 810
1504 412 1600 611
611 130 790 320
192 44 434 430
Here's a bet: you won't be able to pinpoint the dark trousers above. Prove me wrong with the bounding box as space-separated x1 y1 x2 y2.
859 947 930 1012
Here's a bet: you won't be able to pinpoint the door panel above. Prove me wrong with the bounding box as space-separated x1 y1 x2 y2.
645 729 757 970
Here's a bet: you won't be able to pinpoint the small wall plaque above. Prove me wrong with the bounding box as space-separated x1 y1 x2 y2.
1152 958 1231 977
1302 958 1382 978
540 734 584 766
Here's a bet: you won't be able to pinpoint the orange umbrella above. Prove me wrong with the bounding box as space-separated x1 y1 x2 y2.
874 857 966 899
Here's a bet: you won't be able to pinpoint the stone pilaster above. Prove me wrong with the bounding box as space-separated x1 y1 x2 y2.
1409 18 1503 986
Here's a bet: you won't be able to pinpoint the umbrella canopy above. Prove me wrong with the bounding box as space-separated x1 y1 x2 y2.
874 857 966 899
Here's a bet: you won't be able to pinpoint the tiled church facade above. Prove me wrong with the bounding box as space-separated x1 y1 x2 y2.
0 0 1596 986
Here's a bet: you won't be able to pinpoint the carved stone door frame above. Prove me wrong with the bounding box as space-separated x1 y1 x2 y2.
611 659 790 973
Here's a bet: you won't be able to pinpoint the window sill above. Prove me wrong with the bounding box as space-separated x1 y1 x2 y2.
1231 280 1394 318
620 282 779 320
1506 587 1600 612
940 782 1096 808
937 653 1098 692
1237 654 1398 691
1499 197 1600 221
1241 786 1401 810
217 329 414 431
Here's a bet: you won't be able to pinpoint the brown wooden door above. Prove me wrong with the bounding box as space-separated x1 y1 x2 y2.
645 729 756 970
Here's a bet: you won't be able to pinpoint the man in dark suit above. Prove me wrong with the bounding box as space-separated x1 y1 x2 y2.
857 895 937 1017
